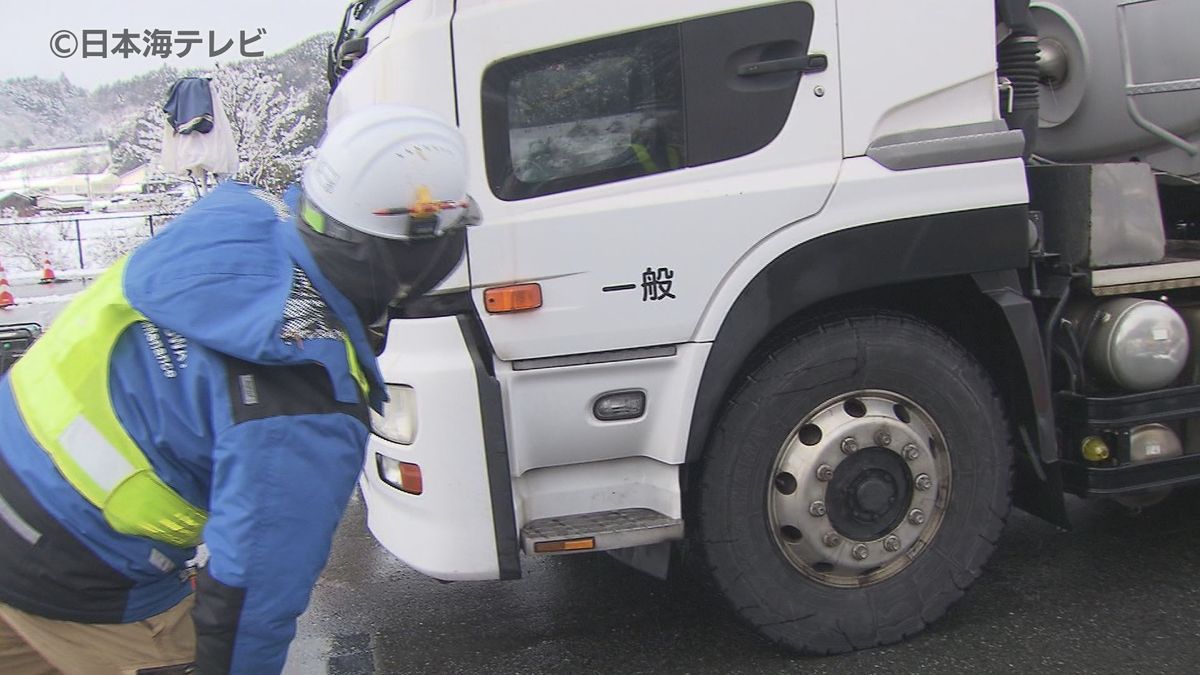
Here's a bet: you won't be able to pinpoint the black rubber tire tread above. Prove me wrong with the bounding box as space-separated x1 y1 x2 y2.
692 312 1013 654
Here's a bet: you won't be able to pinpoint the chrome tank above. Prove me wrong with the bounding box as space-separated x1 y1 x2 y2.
1084 298 1188 392
1030 0 1200 178
1128 423 1182 463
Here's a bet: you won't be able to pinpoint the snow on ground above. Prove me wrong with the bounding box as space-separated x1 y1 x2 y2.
1 211 161 274
0 301 65 328
6 267 106 283
12 290 83 305
2 210 174 326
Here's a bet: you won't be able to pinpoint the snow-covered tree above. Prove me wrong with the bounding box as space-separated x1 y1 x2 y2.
0 222 60 271
138 192 195 215
0 76 89 148
215 64 317 193
108 102 166 175
104 65 315 196
88 231 149 268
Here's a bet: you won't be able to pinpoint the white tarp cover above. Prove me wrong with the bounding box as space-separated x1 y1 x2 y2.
160 81 239 177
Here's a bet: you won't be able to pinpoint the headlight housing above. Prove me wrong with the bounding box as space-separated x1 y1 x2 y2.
370 384 417 445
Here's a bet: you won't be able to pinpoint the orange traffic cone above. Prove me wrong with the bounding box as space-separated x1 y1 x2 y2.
0 260 15 308
40 255 56 284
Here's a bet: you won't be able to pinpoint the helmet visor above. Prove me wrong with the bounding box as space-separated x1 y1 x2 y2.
299 193 371 245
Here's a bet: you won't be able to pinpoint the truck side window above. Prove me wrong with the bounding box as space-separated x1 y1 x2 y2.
481 2 815 201
482 27 684 200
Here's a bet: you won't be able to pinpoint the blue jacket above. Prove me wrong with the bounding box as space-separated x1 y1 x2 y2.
164 77 215 134
0 182 385 674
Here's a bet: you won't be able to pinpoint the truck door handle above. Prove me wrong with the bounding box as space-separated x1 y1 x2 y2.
737 53 828 77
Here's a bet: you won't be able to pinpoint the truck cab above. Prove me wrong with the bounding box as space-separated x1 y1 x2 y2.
328 0 1200 653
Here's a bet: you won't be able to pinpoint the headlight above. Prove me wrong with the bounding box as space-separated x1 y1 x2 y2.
370 384 417 445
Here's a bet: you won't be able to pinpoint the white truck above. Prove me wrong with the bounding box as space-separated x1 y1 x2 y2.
326 0 1200 653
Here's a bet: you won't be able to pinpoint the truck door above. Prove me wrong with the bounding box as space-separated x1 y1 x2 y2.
452 0 842 361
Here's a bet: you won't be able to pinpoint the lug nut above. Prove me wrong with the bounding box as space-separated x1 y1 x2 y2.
822 532 842 548
883 535 901 552
914 474 932 491
809 501 827 517
903 443 920 461
908 509 926 525
851 544 869 561
875 429 892 447
816 464 834 482
841 437 859 455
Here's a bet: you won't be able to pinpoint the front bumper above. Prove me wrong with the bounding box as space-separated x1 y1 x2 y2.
360 314 518 581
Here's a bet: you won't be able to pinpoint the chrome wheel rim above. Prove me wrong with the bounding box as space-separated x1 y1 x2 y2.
768 390 951 587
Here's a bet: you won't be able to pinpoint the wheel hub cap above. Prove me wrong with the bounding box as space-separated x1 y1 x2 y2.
767 391 951 587
827 448 912 541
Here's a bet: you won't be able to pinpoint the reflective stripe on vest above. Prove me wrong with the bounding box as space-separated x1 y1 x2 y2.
630 144 681 173
9 257 207 548
342 335 369 398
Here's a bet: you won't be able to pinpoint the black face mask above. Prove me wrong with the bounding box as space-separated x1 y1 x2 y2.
296 220 466 327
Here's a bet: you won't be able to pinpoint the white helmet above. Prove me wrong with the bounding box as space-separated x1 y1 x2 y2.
301 104 470 241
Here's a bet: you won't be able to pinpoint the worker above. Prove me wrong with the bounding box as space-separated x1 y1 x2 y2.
628 117 681 174
0 105 472 674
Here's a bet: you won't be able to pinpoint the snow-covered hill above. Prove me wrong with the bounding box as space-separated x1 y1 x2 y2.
0 33 333 177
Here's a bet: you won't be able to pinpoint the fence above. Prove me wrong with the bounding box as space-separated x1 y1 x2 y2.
0 211 178 275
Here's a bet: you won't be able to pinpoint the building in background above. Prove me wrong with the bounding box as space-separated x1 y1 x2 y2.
0 145 183 213
35 194 89 213
0 191 37 217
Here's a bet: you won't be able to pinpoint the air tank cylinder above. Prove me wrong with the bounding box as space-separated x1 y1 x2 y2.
1128 423 1183 463
1083 298 1188 392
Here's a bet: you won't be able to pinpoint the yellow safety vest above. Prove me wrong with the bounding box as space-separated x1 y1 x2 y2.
9 259 370 549
630 144 682 174
10 258 207 547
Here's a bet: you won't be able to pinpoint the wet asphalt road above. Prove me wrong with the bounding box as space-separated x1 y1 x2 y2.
286 489 1200 674
0 278 88 327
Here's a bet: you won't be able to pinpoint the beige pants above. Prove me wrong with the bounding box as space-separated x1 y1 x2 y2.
0 595 195 675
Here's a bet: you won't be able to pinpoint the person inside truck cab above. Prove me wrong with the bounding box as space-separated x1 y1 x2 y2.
0 105 471 675
627 117 681 174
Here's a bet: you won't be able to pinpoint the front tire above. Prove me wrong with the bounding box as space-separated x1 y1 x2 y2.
693 312 1012 654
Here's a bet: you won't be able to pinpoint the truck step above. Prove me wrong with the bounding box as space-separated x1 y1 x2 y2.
521 508 683 555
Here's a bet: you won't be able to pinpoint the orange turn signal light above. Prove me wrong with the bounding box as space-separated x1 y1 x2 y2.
484 283 542 314
397 463 424 495
533 538 596 554
376 454 424 495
